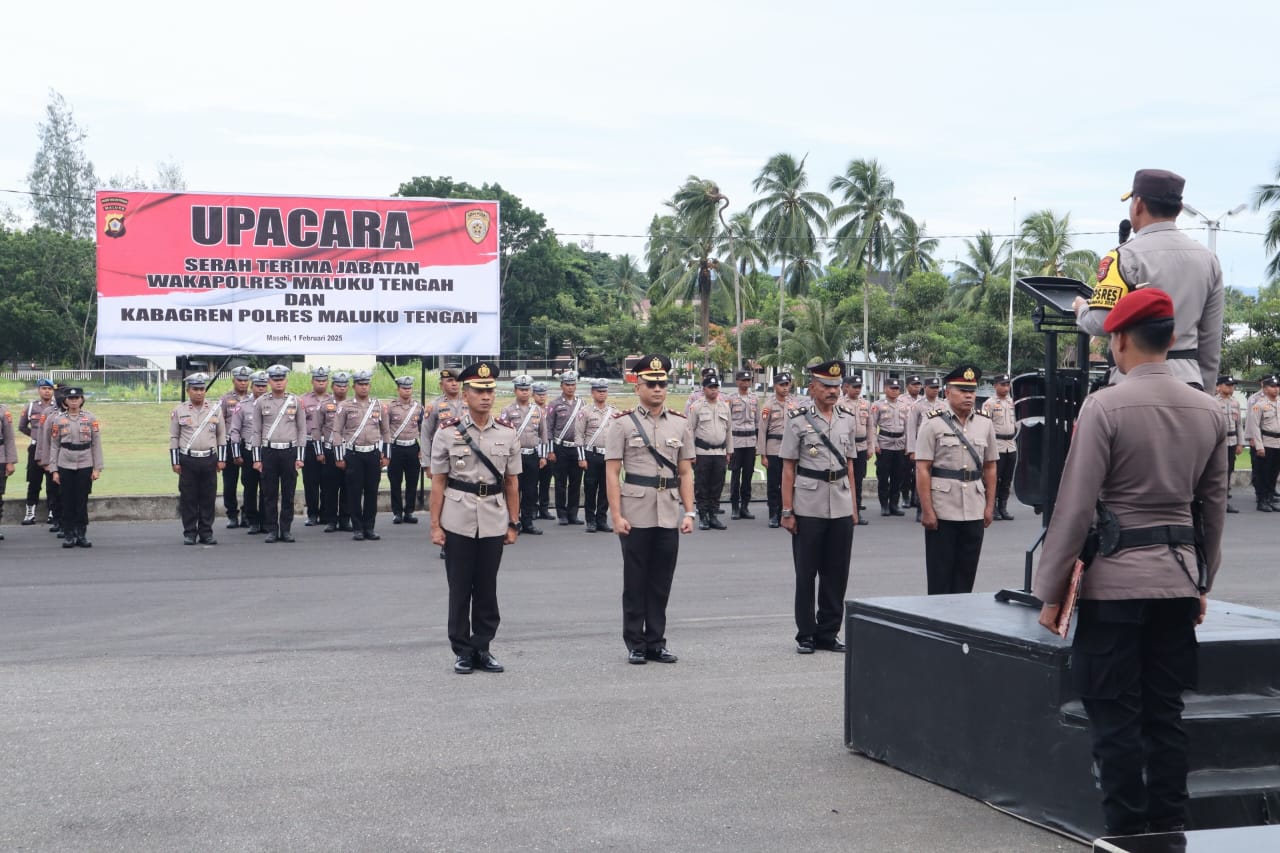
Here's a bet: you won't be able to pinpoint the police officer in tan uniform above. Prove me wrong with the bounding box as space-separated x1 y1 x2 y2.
780 360 858 654
906 377 946 522
915 366 998 595
1248 374 1280 512
18 378 57 527
606 354 695 665
1215 375 1243 513
335 370 389 541
429 361 521 675
499 375 547 535
981 374 1018 520
246 364 307 543
0 399 15 540
546 371 585 525
419 366 468 452
47 388 103 548
759 371 799 528
726 369 759 520
575 378 616 533
386 376 423 525
170 373 227 545
218 366 253 528
870 378 911 516
842 374 872 525
532 382 555 520
299 367 332 526
687 374 731 530
229 371 268 534
317 372 352 532
1033 288 1226 836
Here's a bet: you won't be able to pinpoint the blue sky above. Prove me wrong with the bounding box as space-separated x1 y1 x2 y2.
3 0 1277 289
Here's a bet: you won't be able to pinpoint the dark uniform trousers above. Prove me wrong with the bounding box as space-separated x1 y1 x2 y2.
517 452 540 524
1073 598 1199 835
240 457 263 528
26 444 59 516
902 458 916 508
620 526 679 652
302 443 324 519
924 520 984 594
221 444 243 518
852 450 868 508
729 447 756 510
387 443 420 516
877 449 907 508
57 467 93 534
582 449 609 524
345 449 382 533
259 447 298 535
554 444 582 519
791 515 854 643
537 461 553 514
996 451 1017 504
178 452 217 538
694 454 727 515
766 455 784 517
1252 448 1279 503
321 450 349 526
445 530 504 656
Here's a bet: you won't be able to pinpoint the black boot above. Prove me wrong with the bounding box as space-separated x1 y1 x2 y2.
708 512 727 530
1259 501 1273 512
537 507 555 520
730 505 741 520
226 511 241 529
62 528 77 548
585 519 597 533
768 513 780 529
1000 500 1015 521
76 528 92 548
738 506 755 520
520 521 543 535
697 512 710 531
881 503 891 517
595 515 612 533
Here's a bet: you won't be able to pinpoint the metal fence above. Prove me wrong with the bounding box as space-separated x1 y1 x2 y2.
47 369 175 403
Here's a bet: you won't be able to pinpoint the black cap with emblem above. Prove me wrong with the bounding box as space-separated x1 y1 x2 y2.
943 365 981 389
992 373 1012 385
775 371 792 385
924 377 940 389
844 373 863 387
734 369 752 382
1216 375 1236 386
1120 169 1185 206
458 361 498 389
630 354 671 381
806 359 845 387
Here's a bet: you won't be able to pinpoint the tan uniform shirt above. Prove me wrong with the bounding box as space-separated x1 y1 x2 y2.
1248 395 1280 449
386 398 423 447
228 397 259 456
606 407 694 528
575 403 616 458
420 395 468 464
547 395 584 449
19 398 57 458
686 398 731 455
843 395 871 452
37 406 64 467
906 395 946 455
1032 362 1226 603
870 396 912 451
981 393 1018 454
317 397 347 450
0 404 16 465
169 400 226 453
758 394 801 456
780 403 857 518
726 390 759 450
337 398 389 451
246 393 308 461
48 410 104 471
914 404 999 522
300 390 333 442
1217 394 1241 449
498 401 546 456
431 415 521 538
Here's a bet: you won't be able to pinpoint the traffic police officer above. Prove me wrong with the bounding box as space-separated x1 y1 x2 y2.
780 360 857 654
842 374 872 525
336 370 389 540
546 371 585 525
317 371 353 532
18 378 57 526
429 360 521 675
419 366 468 451
1034 287 1226 836
246 364 307 543
575 378 616 533
218 366 252 528
229 371 268 534
1248 374 1280 512
386 375 423 524
1215 375 1242 513
870 378 911 516
532 382 555 520
170 373 226 545
758 371 799 527
687 373 731 530
0 398 15 540
499 375 547 534
47 388 102 548
299 367 332 526
915 366 998 595
981 374 1018 520
35 383 69 532
605 354 695 665
727 369 759 520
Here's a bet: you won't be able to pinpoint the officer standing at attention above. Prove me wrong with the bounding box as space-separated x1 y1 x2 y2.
901 375 924 509
246 364 307 543
1214 376 1242 513
386 375 423 524
18 378 57 527
1072 169 1225 390
727 369 759 520
429 361 521 675
870 378 911 516
575 378 616 533
1247 374 1280 512
914 367 998 595
229 371 269 534
686 373 731 530
606 355 695 665
47 388 102 548
842 374 872 525
546 371 585 525
780 360 857 654
35 383 69 533
531 382 555 520
906 377 946 522
0 397 15 540
317 372 353 532
758 371 799 528
419 366 468 453
1033 288 1226 837
299 367 332 526
335 370 389 541
499 375 547 535
170 373 226 545
218 366 252 528
981 374 1019 520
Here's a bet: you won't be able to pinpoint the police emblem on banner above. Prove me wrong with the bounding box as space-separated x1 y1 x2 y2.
101 195 129 239
465 209 491 244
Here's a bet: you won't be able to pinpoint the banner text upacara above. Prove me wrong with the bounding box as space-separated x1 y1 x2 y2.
191 206 414 249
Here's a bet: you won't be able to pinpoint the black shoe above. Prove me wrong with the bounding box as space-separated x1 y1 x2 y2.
363 531 380 541
246 524 264 535
198 536 217 545
738 508 755 520
51 523 62 534
474 651 504 673
402 514 419 524
338 520 354 532
392 514 403 525
714 507 725 515
585 522 597 533
1226 504 1239 514
568 516 585 525
857 517 869 526
730 507 741 520
858 504 866 511
708 514 727 530
62 536 77 549
453 655 474 674
880 505 891 517
1259 502 1273 513
627 649 647 665
279 532 295 543
645 648 678 663
226 513 241 529
323 523 338 532
796 640 816 655
264 532 279 543
183 535 197 545
768 515 780 528
558 516 571 526
520 523 543 535
596 520 612 533
537 509 555 520
352 531 365 541
76 536 92 548
815 638 847 653
697 514 710 531
889 507 905 516
304 515 319 527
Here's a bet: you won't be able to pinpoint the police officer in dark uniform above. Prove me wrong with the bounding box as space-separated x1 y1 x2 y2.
229 371 268 534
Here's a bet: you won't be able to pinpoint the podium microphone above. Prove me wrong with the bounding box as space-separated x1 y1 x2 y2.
1118 218 1132 244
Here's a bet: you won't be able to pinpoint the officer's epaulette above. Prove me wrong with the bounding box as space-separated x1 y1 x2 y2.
788 405 810 418
494 416 514 429
612 408 634 419
666 408 687 418
926 409 944 419
439 415 461 429
973 409 989 418
835 403 854 416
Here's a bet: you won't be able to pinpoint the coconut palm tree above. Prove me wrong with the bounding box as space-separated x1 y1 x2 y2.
607 253 646 316
1018 209 1097 282
891 214 939 281
829 158 905 359
727 210 768 279
784 251 825 296
779 295 856 366
1253 161 1280 279
747 153 832 367
949 230 1011 312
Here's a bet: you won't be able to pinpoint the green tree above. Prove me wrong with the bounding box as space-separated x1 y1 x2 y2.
779 295 855 367
891 214 939 281
1253 160 1280 279
0 226 97 367
27 90 98 239
950 231 1011 313
605 253 647 316
1018 209 1097 282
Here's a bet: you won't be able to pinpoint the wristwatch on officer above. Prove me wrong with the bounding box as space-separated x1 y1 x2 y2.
508 520 519 531
684 511 697 518
781 509 795 518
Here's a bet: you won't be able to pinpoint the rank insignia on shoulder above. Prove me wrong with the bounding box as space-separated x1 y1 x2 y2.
836 403 854 415
439 416 460 428
788 406 809 418
974 410 989 417
613 408 634 418
666 409 687 418
495 417 514 429
926 410 943 419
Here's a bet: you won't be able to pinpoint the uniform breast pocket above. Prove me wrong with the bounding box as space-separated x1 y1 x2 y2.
795 477 818 491
628 436 645 447
491 441 510 457
179 416 194 426
930 480 953 494
449 447 470 468
620 484 646 498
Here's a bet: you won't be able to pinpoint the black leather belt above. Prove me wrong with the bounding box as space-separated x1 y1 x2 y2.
930 467 982 482
796 465 846 482
1168 348 1199 360
766 433 782 441
996 433 1015 440
446 477 501 497
879 429 904 438
732 429 756 437
61 442 91 451
1116 525 1195 550
624 472 676 490
1263 430 1280 438
695 438 727 450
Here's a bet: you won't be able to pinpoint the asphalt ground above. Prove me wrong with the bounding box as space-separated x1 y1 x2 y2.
3 498 1277 853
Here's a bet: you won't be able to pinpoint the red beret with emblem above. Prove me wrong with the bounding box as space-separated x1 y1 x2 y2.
1103 287 1174 334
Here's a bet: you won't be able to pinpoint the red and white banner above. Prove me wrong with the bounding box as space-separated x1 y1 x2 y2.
95 191 500 355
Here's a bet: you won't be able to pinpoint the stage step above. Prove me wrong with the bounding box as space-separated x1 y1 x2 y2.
1187 766 1280 830
1093 822 1280 852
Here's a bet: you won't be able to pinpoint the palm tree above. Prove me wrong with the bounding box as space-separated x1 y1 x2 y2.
891 214 939 281
779 295 856 367
950 230 1011 312
1018 209 1097 282
829 158 905 359
607 253 646 316
784 251 825 295
747 153 832 368
1253 161 1280 279
727 211 768 279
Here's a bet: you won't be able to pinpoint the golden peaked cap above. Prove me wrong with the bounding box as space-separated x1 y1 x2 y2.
631 354 671 381
943 365 980 389
458 361 498 389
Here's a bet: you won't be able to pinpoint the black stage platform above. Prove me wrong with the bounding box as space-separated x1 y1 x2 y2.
844 594 1280 841
1094 824 1280 852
